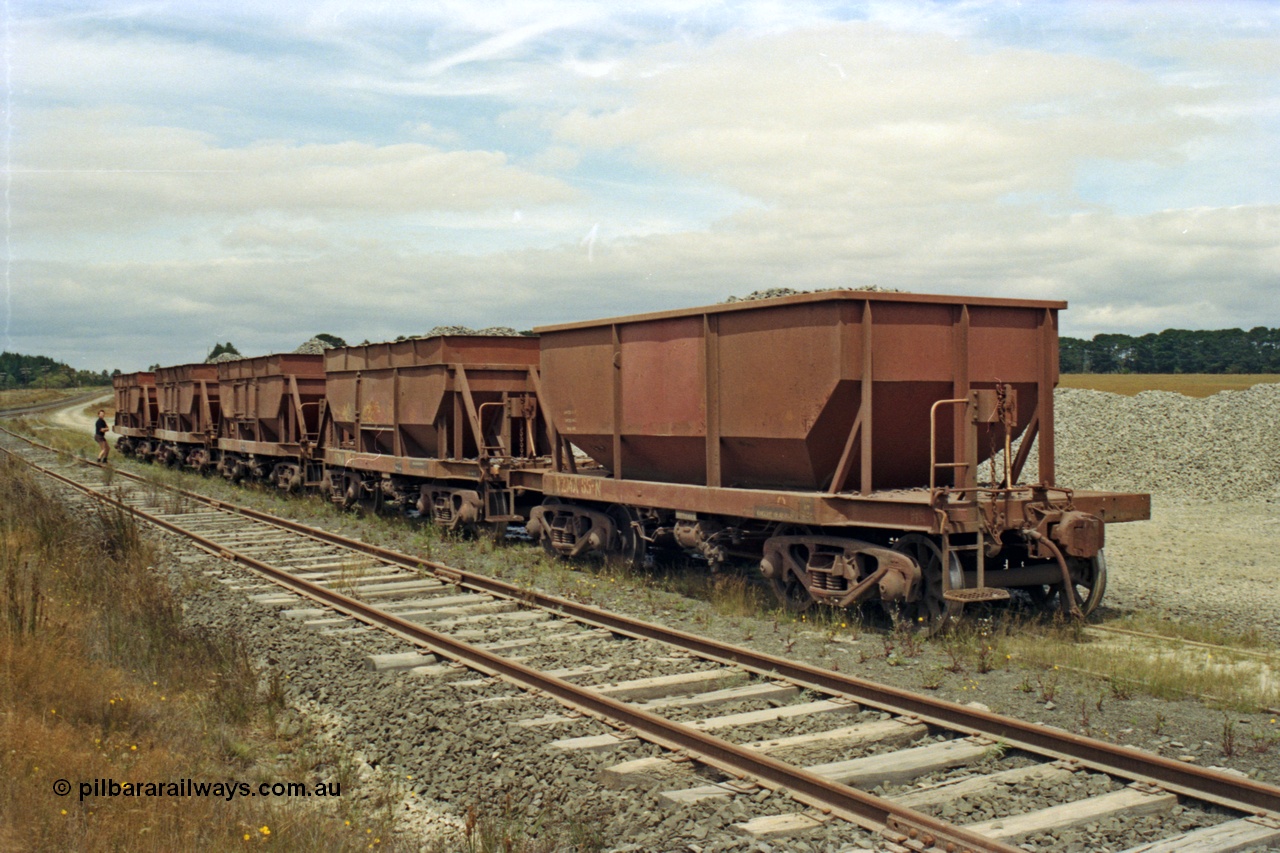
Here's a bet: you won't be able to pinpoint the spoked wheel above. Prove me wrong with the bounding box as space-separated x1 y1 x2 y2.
606 504 646 570
890 533 963 634
1059 550 1107 618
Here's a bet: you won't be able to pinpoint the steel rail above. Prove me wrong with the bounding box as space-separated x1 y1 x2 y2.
1 435 1018 853
5 427 1280 821
1086 624 1279 662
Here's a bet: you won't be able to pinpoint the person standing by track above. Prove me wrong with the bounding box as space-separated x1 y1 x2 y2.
94 409 110 463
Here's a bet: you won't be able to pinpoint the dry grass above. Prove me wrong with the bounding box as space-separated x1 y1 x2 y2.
944 615 1279 713
0 456 407 852
1059 374 1280 397
1101 612 1269 651
0 388 95 410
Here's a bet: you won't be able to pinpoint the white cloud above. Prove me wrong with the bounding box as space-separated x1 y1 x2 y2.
14 110 581 237
555 24 1214 209
8 4 1279 371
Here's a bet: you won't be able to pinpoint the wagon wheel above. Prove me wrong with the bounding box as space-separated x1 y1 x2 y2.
1059 550 1107 619
532 499 566 560
890 533 963 634
341 475 361 510
770 568 815 614
767 527 815 614
606 504 646 571
474 521 509 543
540 532 564 561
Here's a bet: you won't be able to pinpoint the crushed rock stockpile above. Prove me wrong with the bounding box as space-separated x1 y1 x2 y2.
293 337 335 354
1050 383 1280 503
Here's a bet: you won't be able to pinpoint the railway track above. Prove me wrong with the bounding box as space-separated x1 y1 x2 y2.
4 427 1279 852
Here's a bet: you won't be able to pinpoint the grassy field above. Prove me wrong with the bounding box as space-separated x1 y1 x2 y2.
0 387 104 410
1059 374 1280 397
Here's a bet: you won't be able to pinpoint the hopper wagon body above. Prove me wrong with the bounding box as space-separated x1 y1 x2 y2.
216 353 327 490
111 371 157 458
152 362 221 471
528 290 1149 622
322 335 550 533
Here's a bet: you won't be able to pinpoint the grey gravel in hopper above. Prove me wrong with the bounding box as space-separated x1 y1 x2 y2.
723 285 903 303
293 337 337 354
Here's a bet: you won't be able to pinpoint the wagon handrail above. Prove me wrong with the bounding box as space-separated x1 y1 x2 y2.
928 397 970 493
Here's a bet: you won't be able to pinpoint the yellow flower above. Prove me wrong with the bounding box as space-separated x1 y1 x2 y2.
130 745 137 751
61 809 67 816
243 834 251 842
259 826 270 836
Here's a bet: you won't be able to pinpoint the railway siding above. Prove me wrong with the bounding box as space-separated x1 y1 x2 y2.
4 430 1280 851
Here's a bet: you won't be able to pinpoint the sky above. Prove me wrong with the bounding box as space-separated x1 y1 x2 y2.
5 0 1278 372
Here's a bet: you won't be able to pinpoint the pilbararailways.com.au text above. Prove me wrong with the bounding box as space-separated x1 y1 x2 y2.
53 778 341 802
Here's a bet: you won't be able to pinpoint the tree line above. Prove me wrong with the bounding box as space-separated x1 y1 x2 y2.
0 352 113 388
1060 327 1280 374
6 327 1277 385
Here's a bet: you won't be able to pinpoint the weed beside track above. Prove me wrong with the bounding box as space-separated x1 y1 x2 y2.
0 456 404 852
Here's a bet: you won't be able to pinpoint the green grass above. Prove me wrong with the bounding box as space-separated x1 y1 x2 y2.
942 614 1279 713
1099 611 1270 651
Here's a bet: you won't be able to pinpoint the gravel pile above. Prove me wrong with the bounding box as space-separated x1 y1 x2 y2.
1050 384 1280 502
206 352 242 363
293 337 336 354
423 325 521 337
723 286 903 303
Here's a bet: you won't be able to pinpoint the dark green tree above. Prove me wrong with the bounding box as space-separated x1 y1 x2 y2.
207 342 241 360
